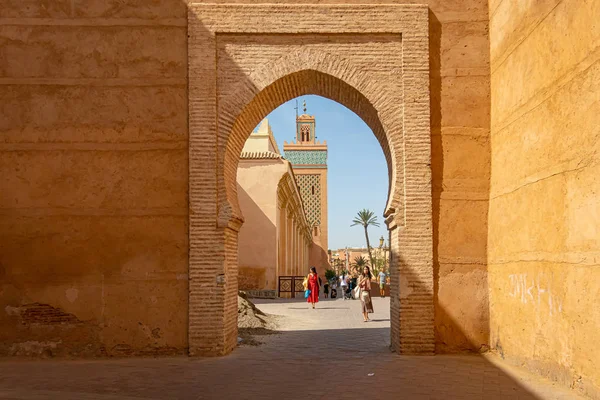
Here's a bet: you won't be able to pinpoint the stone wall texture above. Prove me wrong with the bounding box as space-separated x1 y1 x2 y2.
488 0 600 397
0 0 190 357
1 0 490 356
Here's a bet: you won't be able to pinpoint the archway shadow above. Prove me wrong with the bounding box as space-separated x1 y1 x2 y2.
0 325 550 399
236 183 277 291
429 9 490 353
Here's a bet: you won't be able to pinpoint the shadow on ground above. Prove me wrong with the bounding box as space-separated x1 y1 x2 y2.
0 297 582 399
0 328 569 400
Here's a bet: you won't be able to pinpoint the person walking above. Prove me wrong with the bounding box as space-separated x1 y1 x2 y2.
306 267 320 309
358 266 374 321
378 270 386 298
323 280 330 299
339 273 348 300
350 268 358 293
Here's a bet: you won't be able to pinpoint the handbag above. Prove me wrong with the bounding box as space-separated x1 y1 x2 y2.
304 289 311 298
352 286 360 300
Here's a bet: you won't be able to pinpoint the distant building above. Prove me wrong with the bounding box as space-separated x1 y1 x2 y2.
237 119 312 297
330 240 390 276
283 103 329 276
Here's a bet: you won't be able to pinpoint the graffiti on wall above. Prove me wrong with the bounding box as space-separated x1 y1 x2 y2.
508 273 563 317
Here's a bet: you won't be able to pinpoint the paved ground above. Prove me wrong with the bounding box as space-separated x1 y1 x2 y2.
0 297 585 399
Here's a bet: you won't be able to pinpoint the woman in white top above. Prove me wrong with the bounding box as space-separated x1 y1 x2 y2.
358 266 374 321
339 274 348 300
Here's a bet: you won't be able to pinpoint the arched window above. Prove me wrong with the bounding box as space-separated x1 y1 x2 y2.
300 125 310 142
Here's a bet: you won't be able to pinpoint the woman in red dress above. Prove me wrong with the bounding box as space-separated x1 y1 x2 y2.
307 267 320 309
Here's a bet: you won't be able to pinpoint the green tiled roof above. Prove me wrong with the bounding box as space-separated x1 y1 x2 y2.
284 150 327 165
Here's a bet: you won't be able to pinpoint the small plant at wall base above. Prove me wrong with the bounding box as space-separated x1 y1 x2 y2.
351 209 380 270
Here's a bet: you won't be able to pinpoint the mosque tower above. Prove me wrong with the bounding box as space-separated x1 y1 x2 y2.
283 100 329 273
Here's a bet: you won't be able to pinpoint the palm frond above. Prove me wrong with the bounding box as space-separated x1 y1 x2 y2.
351 209 380 227
350 217 363 226
353 255 368 267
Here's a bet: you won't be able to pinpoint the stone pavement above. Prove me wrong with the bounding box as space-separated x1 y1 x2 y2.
0 297 585 399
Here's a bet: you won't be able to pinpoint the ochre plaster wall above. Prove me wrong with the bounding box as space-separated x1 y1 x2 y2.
0 1 189 356
1 0 490 355
425 0 491 353
237 160 285 290
488 0 599 396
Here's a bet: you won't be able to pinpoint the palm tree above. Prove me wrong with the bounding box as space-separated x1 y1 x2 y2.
351 209 380 272
353 255 368 269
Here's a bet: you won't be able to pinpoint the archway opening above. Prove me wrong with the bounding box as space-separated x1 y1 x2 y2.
236 95 392 351
220 68 403 352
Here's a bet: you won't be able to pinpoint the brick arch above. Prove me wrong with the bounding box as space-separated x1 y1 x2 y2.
217 49 402 231
188 3 433 357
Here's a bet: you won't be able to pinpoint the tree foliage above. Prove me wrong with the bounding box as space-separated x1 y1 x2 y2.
325 269 336 281
370 252 388 277
353 255 368 268
351 209 380 272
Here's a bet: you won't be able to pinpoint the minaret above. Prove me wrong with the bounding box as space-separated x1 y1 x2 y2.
283 100 329 273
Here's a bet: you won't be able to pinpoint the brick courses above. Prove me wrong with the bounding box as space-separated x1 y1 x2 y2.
188 4 433 355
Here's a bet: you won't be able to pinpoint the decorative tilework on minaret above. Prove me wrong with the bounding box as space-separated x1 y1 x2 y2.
283 100 329 271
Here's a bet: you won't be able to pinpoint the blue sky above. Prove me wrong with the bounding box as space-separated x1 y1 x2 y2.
257 95 390 250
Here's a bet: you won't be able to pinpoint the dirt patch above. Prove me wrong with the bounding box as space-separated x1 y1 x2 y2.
238 328 279 346
237 293 279 346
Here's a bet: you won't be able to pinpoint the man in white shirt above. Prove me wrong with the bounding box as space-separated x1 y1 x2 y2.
378 271 387 298
339 274 348 300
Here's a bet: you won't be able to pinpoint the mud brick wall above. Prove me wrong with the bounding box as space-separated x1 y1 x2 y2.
1 0 490 356
0 1 189 357
488 0 600 397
